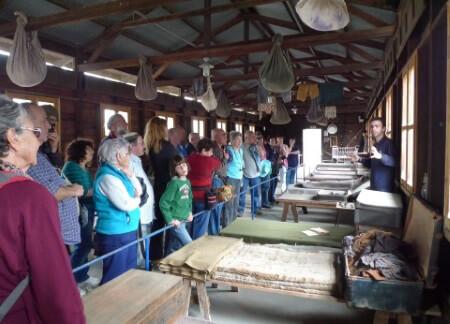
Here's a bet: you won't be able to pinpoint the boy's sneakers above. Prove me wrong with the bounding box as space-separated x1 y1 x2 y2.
82 276 101 288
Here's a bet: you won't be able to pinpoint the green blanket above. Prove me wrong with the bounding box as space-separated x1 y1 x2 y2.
219 219 354 248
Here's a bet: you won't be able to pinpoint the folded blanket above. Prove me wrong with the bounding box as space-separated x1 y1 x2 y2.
158 236 243 281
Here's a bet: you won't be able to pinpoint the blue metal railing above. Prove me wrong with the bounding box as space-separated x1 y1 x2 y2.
73 165 300 274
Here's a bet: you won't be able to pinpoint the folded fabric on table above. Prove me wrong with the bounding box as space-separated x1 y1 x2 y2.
158 235 243 281
211 244 339 296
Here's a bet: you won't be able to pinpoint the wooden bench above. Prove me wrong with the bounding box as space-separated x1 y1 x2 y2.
82 269 187 323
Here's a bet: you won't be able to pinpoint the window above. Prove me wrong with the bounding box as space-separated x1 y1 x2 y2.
101 104 131 138
249 124 255 132
385 89 393 139
191 117 205 138
156 112 176 130
6 91 61 149
400 56 417 191
235 122 243 133
377 102 383 118
217 120 227 132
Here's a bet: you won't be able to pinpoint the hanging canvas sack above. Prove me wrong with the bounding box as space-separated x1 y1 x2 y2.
306 97 324 123
200 76 217 112
135 56 157 101
257 81 269 104
6 12 47 87
270 101 291 125
216 90 231 118
259 34 294 93
281 90 292 103
295 0 349 32
192 77 204 97
316 115 328 127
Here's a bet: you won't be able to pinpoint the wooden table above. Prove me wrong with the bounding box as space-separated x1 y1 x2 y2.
82 270 187 323
276 191 344 223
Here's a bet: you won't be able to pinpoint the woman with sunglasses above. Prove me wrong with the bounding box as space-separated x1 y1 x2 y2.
0 98 85 323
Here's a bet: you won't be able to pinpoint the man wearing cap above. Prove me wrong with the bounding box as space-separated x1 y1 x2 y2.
256 132 272 209
123 132 154 267
40 104 63 169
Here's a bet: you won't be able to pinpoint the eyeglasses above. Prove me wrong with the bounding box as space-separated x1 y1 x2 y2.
20 127 42 138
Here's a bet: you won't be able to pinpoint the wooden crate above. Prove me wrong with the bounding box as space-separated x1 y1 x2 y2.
83 270 186 323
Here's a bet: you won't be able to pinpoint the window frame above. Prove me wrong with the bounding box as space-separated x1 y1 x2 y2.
235 122 243 133
191 117 206 138
156 112 176 130
100 103 132 139
385 88 393 139
217 119 227 132
6 91 61 150
400 53 418 193
444 4 450 241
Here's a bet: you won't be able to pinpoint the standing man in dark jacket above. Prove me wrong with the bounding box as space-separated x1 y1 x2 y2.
351 117 396 192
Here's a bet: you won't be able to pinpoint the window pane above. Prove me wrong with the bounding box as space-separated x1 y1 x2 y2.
38 101 54 106
401 129 407 181
167 117 174 129
407 129 414 187
408 66 415 126
402 75 408 126
12 98 32 104
118 111 129 123
104 109 116 137
199 120 204 138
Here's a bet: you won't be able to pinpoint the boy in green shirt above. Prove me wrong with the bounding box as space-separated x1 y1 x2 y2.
159 155 193 255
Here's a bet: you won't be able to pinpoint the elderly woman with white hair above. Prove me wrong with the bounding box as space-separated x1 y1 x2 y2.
93 138 142 285
0 98 85 322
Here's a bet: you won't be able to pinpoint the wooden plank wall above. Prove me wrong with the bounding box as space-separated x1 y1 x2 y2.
0 56 258 155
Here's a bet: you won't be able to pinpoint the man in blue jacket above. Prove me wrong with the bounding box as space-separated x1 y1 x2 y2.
351 117 396 193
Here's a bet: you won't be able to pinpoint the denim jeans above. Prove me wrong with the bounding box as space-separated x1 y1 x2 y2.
191 202 210 240
137 222 151 269
97 231 137 285
71 206 95 283
166 222 192 255
260 174 270 207
287 167 297 186
269 177 278 203
224 177 241 228
239 176 261 215
208 177 224 235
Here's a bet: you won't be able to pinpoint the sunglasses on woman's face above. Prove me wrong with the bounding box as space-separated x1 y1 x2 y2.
20 127 42 138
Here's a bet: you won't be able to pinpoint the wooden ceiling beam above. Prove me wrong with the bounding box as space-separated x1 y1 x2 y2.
351 39 386 50
0 0 186 37
151 63 380 87
246 13 298 30
112 0 283 32
348 4 390 27
346 43 379 62
78 26 394 71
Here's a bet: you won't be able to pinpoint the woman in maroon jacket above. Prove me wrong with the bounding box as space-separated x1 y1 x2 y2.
187 138 221 239
0 99 85 323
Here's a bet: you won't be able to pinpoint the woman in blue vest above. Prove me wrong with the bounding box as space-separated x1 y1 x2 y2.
94 138 142 285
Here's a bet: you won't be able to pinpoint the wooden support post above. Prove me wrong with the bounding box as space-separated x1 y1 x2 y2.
373 311 390 324
281 203 289 221
290 204 299 223
231 286 239 292
183 279 192 316
195 281 211 321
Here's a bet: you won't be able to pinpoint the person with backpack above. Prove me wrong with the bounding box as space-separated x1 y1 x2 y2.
0 98 85 323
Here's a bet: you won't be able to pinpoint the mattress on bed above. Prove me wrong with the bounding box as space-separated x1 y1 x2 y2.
211 244 340 297
219 219 354 248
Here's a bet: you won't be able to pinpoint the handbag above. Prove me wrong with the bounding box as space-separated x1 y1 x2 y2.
216 185 234 202
205 189 217 210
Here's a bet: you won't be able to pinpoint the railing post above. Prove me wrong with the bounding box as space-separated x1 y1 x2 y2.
250 184 255 220
145 237 150 271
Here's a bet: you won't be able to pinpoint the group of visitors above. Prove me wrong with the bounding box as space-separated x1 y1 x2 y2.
0 97 301 322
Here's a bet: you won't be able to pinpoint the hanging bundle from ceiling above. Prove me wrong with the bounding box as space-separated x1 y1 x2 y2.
295 0 349 32
324 106 337 118
135 56 157 101
192 77 204 97
281 90 292 103
316 115 328 127
306 97 324 123
6 12 47 87
215 90 231 118
199 76 217 112
257 81 269 105
259 34 294 93
270 100 292 125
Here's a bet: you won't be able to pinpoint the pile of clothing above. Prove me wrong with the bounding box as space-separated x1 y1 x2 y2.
343 230 418 281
